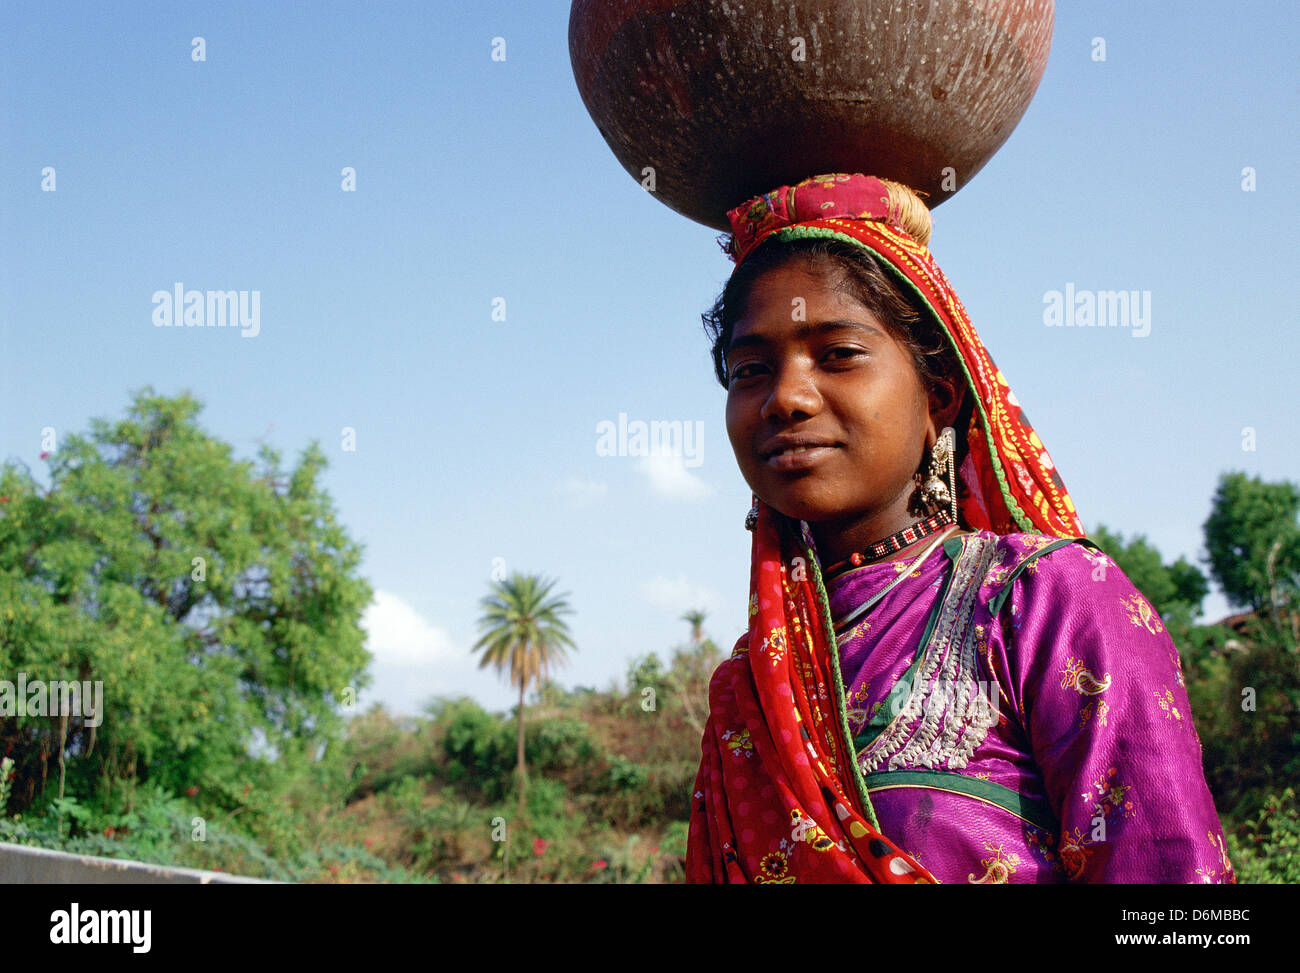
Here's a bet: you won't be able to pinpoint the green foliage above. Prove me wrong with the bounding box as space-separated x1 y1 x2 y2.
0 392 716 883
435 698 516 799
1204 473 1300 614
436 697 517 796
0 389 372 817
603 754 648 793
626 652 668 700
345 705 438 799
623 615 722 734
1224 788 1300 884
1189 609 1300 816
657 821 691 882
527 718 598 771
0 777 421 882
593 755 695 829
471 573 575 695
521 777 567 828
589 834 655 884
661 819 690 858
471 572 577 816
663 636 723 733
0 756 13 813
336 670 705 881
376 779 480 872
1091 494 1300 884
432 698 603 802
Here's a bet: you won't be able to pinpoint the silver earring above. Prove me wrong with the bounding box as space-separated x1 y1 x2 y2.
918 426 958 523
745 497 759 531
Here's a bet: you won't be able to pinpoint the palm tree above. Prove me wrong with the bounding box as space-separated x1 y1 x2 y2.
471 572 576 819
681 609 708 647
673 609 721 735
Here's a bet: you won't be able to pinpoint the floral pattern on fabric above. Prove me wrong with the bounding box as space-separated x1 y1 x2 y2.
968 841 1021 884
1123 592 1165 634
1061 657 1112 729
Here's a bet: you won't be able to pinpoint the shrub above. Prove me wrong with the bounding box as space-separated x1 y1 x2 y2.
1225 787 1300 884
436 699 515 798
527 719 599 772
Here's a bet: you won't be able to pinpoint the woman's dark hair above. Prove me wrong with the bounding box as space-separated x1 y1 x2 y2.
703 235 954 391
702 234 974 464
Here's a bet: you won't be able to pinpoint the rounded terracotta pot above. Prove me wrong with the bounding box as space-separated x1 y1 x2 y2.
570 0 1054 230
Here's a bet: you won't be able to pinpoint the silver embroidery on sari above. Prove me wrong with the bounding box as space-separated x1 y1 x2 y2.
857 534 1002 773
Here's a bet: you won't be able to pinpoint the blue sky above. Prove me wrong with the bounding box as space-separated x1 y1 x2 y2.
3 1 1297 716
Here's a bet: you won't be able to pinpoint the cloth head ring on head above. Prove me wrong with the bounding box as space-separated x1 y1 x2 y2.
724 172 1083 538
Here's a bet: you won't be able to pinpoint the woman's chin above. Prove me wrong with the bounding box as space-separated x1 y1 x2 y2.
759 490 846 526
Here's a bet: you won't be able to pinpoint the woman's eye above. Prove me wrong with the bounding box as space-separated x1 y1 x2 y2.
825 346 866 362
730 363 765 381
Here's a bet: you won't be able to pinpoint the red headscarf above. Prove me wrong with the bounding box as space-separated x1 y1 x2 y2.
685 173 1084 884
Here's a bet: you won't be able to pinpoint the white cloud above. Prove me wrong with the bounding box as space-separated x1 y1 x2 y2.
638 574 721 618
361 589 459 666
357 590 497 718
634 451 714 500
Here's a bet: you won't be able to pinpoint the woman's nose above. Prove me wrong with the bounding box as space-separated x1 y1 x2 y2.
761 361 821 422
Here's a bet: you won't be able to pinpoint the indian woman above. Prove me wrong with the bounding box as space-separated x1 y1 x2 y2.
684 172 1235 884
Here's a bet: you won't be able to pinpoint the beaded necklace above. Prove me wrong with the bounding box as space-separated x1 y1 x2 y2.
822 509 955 580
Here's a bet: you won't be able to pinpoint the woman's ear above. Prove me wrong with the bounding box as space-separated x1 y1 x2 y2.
927 376 965 441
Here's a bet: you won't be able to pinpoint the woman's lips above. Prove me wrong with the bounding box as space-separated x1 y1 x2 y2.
764 444 839 472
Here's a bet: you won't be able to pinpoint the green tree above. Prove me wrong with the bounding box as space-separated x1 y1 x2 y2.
626 652 667 700
0 389 372 824
666 609 722 735
471 573 575 817
1190 475 1300 824
1204 473 1300 621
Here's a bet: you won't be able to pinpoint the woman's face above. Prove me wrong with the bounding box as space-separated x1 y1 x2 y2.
724 258 938 531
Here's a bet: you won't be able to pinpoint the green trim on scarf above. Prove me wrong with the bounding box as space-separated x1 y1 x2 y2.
796 522 884 833
863 769 1059 833
773 223 1035 533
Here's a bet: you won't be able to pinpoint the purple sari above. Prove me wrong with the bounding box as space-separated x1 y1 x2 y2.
825 529 1234 883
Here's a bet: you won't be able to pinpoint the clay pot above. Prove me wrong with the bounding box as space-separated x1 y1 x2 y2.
570 0 1054 230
